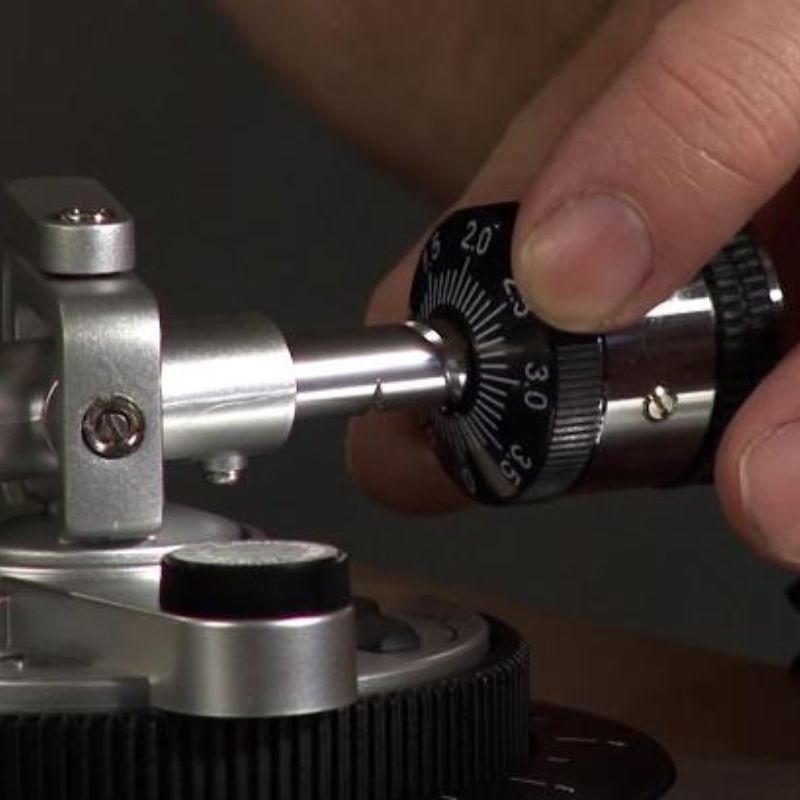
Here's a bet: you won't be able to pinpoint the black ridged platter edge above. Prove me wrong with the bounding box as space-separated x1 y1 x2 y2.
0 618 529 800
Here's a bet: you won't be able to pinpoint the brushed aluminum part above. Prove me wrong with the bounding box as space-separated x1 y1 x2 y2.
354 588 489 696
0 505 243 580
4 578 357 718
0 507 487 717
0 339 55 480
3 249 163 541
162 315 296 461
0 508 358 718
0 656 147 713
2 178 135 276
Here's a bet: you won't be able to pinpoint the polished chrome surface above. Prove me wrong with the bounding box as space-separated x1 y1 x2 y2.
3 178 135 275
581 275 717 489
162 315 295 461
292 323 464 419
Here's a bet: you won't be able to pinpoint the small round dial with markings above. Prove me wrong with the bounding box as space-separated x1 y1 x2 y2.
409 204 604 504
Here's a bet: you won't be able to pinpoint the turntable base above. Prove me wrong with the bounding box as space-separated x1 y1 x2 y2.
358 568 800 800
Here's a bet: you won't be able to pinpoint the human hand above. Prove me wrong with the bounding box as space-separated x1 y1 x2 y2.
214 0 612 199
348 0 800 568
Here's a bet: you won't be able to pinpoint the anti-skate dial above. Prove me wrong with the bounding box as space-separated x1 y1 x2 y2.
409 204 605 504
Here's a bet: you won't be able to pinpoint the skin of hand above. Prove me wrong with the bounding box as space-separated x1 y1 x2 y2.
351 0 800 572
219 0 800 567
347 0 681 514
214 0 613 200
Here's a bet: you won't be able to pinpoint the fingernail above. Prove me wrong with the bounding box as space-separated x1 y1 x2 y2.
740 422 800 566
517 193 654 330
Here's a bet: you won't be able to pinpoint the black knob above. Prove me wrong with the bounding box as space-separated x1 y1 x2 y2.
409 203 605 504
159 539 351 620
409 203 781 503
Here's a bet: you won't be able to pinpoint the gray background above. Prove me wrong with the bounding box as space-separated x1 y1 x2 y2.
1 0 795 663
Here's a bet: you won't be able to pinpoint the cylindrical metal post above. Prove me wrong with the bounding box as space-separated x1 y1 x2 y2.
0 320 463 480
161 315 296 461
291 323 464 419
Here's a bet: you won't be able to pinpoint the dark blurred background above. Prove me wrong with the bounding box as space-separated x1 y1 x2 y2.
1 0 795 663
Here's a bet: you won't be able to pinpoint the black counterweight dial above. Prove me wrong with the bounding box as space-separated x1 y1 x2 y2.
409 203 780 504
409 204 605 504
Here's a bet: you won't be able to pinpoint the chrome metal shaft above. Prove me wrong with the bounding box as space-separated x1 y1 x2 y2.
0 321 465 481
291 323 465 419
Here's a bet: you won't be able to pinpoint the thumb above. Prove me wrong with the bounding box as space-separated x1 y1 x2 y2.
348 0 671 512
512 0 800 332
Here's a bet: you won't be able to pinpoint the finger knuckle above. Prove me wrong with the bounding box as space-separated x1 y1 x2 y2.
633 9 800 188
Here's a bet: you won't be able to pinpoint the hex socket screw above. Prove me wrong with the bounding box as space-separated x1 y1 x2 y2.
57 206 117 225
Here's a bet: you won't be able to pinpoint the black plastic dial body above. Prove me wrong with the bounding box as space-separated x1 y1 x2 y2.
409 204 604 505
410 203 780 504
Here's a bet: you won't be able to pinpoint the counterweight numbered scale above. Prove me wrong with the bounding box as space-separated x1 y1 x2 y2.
410 203 780 503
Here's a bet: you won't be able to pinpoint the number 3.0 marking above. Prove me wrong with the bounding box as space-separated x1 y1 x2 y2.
524 390 549 412
525 363 549 382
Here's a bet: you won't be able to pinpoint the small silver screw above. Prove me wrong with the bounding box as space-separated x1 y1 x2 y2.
643 385 678 423
205 469 242 486
82 395 146 459
57 206 117 225
203 453 247 487
0 653 26 672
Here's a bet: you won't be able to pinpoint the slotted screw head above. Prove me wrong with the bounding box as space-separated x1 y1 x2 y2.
82 395 146 459
643 385 678 423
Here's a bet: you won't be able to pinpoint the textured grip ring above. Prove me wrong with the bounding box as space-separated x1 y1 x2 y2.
684 231 781 482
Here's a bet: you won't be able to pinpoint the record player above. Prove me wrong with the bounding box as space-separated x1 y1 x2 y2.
0 177 784 799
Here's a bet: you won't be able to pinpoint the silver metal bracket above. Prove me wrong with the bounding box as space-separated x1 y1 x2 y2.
2 178 162 541
0 507 360 717
2 177 135 276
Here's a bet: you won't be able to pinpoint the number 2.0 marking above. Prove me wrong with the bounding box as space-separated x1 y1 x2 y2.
461 220 494 256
